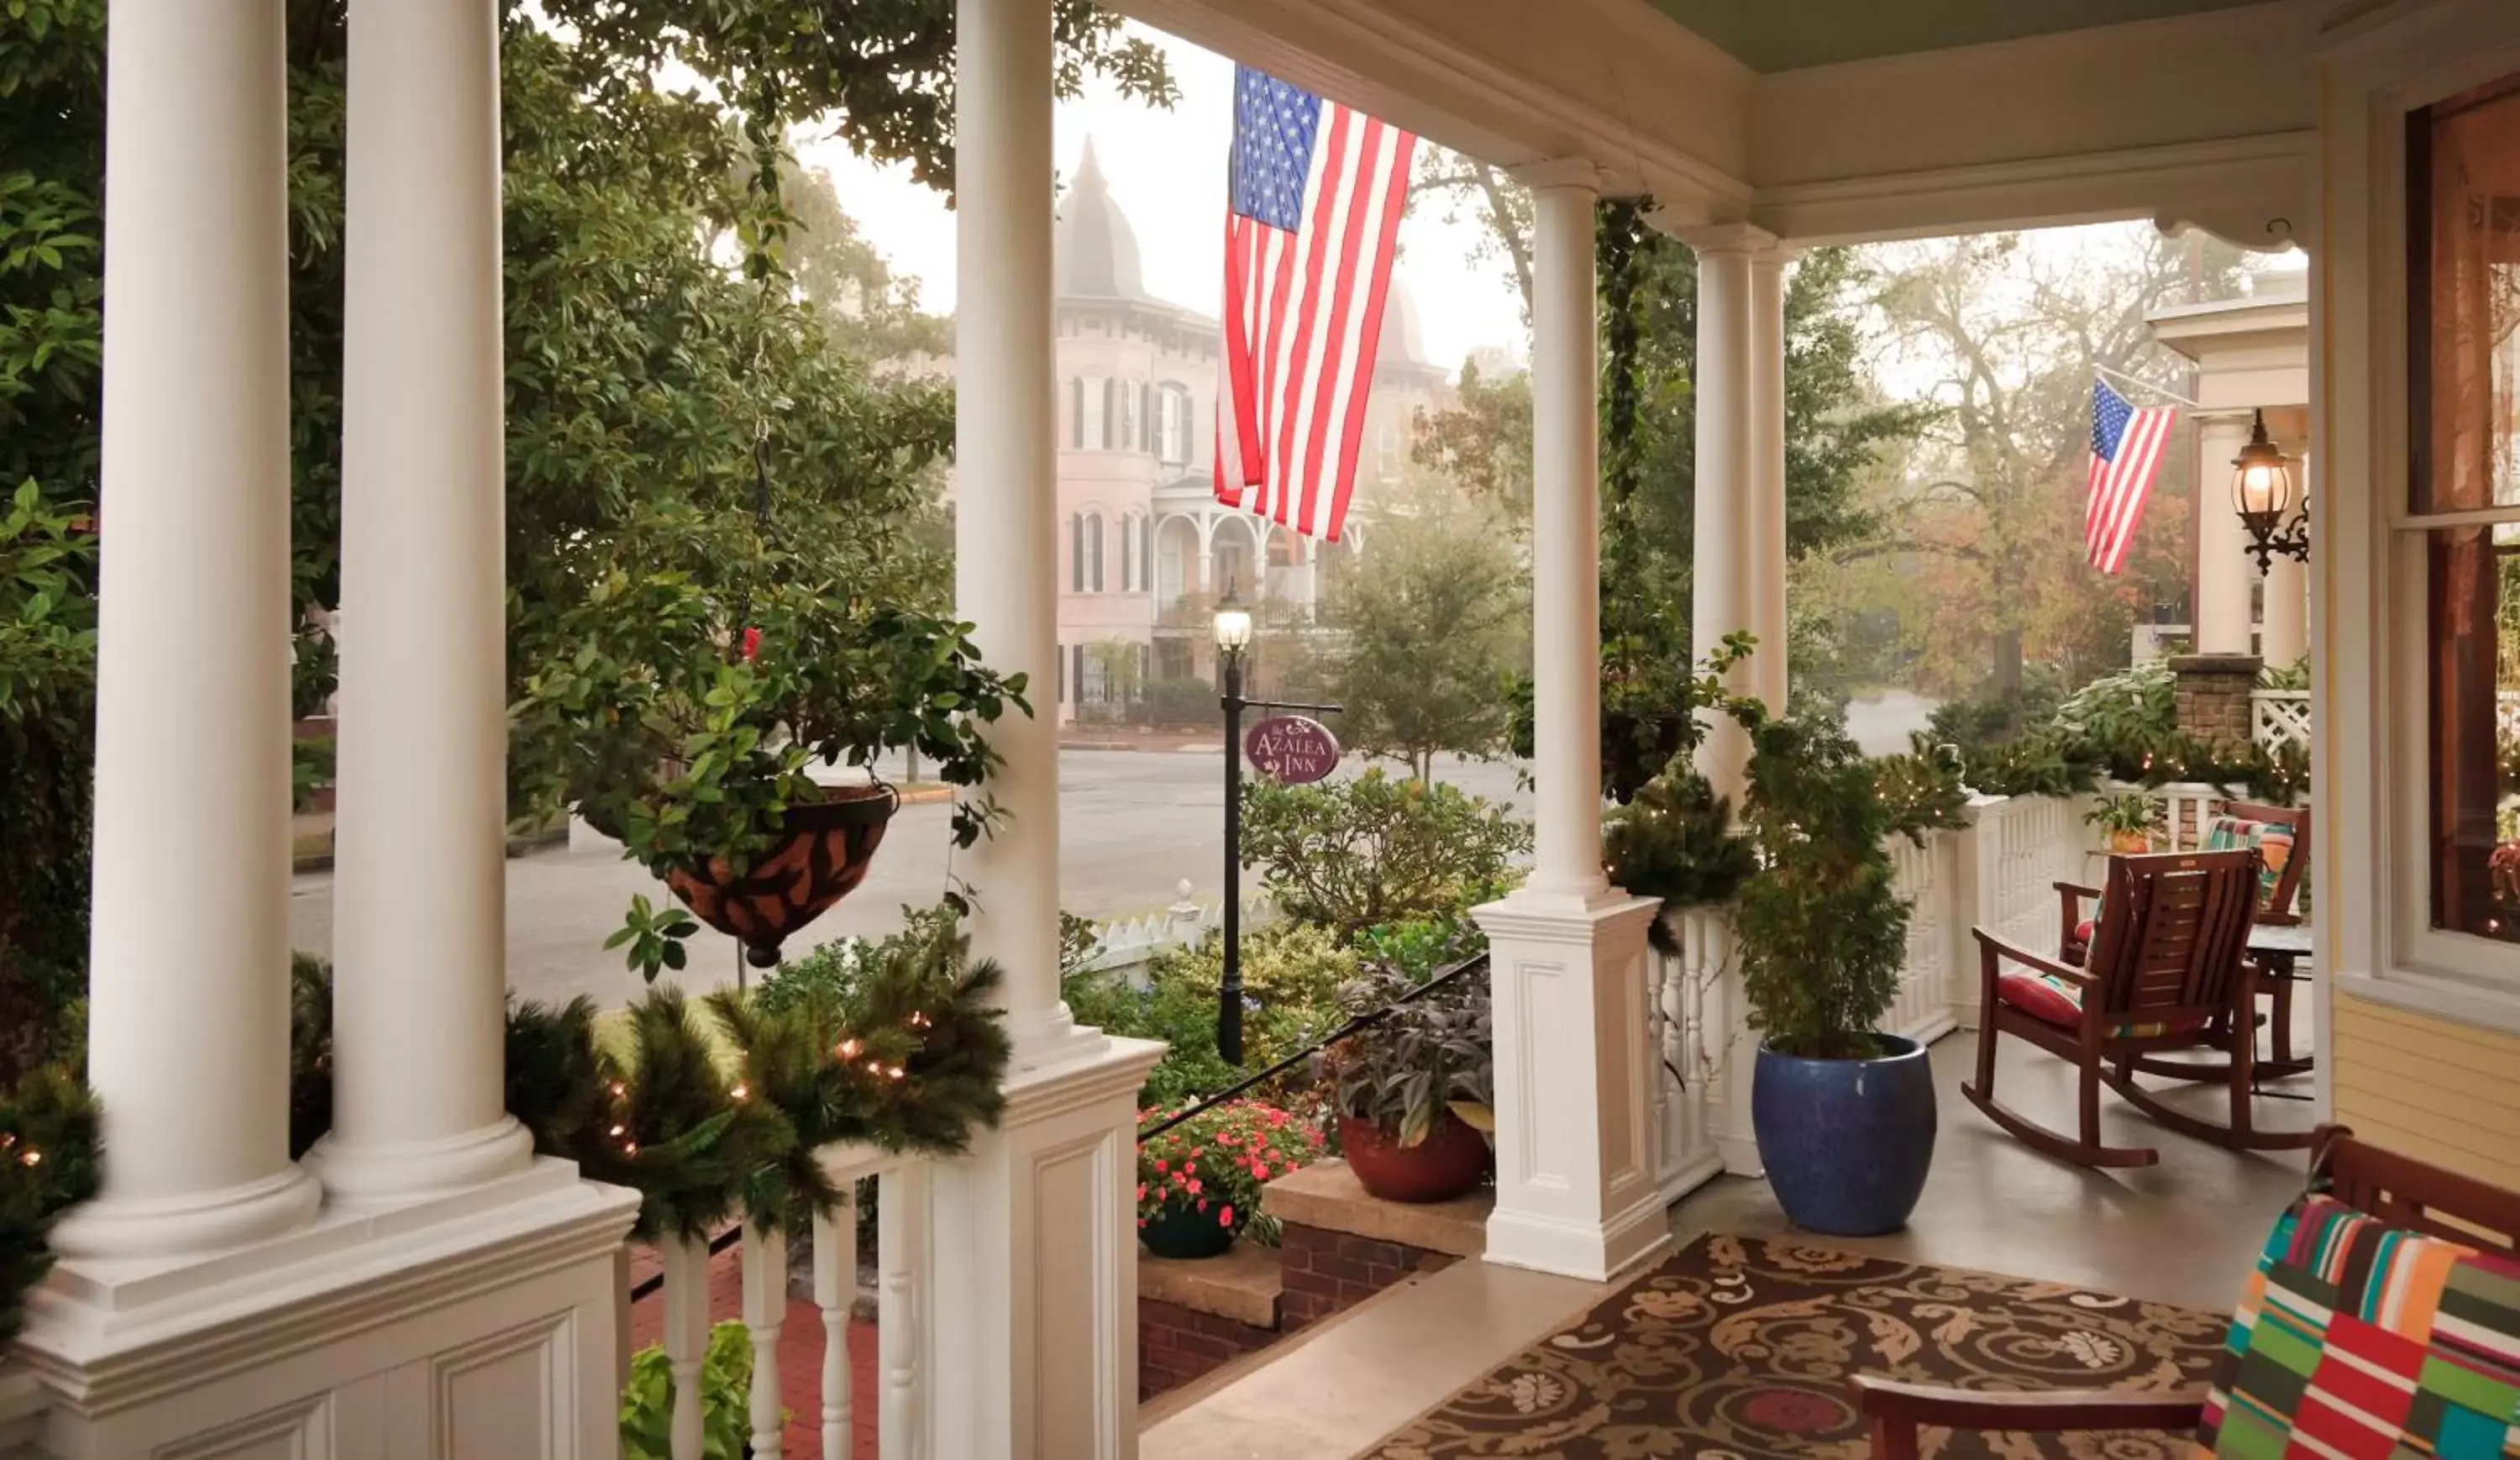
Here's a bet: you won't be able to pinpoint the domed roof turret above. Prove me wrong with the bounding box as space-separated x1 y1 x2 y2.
1055 137 1147 302
1376 276 1429 368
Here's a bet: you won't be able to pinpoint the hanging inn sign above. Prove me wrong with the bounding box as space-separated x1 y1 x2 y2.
1243 715 1341 785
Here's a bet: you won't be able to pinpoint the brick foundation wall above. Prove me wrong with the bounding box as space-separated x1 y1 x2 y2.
1276 1221 1459 1331
1139 1298 1279 1400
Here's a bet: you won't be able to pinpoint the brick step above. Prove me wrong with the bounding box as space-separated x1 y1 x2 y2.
1136 1160 1489 1402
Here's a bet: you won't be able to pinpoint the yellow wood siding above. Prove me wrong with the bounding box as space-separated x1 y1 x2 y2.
2331 995 2520 1190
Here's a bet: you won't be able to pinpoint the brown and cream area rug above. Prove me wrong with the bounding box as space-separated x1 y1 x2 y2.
1360 1233 2229 1459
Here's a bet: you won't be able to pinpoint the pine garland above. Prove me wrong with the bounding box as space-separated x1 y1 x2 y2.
0 1063 100 1347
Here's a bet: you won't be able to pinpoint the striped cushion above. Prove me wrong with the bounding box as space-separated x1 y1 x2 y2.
2202 816 2297 913
1995 967 2207 1040
2197 1195 2520 1457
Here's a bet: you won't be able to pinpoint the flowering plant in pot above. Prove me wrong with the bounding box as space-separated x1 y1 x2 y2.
511 499 1028 980
1320 948 1494 1205
1135 1100 1324 1259
2086 791 2160 854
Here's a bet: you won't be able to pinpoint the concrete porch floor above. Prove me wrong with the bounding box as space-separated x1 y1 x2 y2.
1141 1027 2317 1460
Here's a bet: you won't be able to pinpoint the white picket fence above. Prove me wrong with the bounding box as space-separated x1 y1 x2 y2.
1071 880 1278 985
651 1142 922 1460
1642 792 2103 1190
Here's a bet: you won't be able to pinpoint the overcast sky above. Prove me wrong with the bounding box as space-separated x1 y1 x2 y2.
793 23 1530 374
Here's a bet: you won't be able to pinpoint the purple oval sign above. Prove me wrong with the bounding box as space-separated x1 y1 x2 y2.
1245 716 1341 785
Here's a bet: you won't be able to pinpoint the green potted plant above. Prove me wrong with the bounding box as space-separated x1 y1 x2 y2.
1320 956 1493 1204
2086 791 2160 854
1135 1100 1325 1259
512 501 1028 979
1730 706 1940 1237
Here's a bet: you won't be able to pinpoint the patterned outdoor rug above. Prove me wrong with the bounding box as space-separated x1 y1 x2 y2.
1359 1232 2229 1459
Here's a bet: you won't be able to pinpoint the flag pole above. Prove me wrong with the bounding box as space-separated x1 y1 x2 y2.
2093 362 2202 410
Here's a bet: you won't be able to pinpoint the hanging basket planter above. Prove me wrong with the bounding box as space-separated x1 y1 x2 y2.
664 783 900 967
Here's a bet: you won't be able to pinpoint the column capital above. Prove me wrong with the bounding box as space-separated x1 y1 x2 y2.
1668 219 1782 258
1508 157 1602 193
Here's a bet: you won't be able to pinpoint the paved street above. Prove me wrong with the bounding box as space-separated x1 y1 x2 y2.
287 747 1530 1010
287 692 1931 1011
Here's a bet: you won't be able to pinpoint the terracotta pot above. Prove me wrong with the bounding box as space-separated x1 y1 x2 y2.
664 783 898 966
1139 1200 1239 1259
1339 1111 1491 1205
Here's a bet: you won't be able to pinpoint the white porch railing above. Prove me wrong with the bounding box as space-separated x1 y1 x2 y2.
1072 881 1277 984
2251 689 2312 753
1646 793 2102 1184
652 1141 921 1460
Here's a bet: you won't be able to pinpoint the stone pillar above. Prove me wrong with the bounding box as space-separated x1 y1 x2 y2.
926 3 1168 1455
953 0 1089 1069
1747 248 1790 712
2261 444 2309 669
49 0 322 1261
1472 167 1670 1284
2195 412 2258 655
1685 225 1772 800
2170 653 2262 749
314 0 533 1203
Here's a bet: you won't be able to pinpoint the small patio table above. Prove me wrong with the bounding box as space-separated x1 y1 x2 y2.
2244 922 2314 1090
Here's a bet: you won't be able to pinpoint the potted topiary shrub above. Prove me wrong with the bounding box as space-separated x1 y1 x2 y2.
1320 958 1493 1204
1733 710 1942 1237
511 502 1028 979
1135 1100 1325 1259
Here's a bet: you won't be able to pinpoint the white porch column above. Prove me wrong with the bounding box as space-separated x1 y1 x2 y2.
1473 167 1668 1284
2196 412 2258 655
2261 444 2310 668
313 0 532 1202
929 3 1164 1456
49 0 322 1261
953 0 1089 1068
1747 248 1790 711
1685 225 1773 798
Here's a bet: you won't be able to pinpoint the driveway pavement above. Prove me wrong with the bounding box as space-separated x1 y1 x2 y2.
286 748 1529 1010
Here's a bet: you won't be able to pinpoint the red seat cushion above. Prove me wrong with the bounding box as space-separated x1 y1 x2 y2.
1996 967 2209 1039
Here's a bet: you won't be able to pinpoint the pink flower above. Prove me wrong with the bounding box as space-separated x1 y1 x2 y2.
1218 1205 1235 1228
741 627 763 662
1136 1184 1146 1201
1187 1179 1202 1195
1249 1162 1269 1181
1153 1159 1167 1174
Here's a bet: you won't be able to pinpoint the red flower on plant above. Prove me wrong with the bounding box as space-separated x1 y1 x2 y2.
1219 1205 1234 1228
740 627 763 662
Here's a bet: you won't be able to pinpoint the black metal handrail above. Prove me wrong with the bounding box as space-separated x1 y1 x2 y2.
1137 949 1489 1144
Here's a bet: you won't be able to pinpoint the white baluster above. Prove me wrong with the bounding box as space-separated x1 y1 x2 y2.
813 1204 857 1460
743 1224 790 1460
879 1163 929 1460
660 1235 711 1460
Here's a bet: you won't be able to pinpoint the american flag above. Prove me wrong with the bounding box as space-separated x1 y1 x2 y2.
2085 377 2176 575
1214 66 1417 542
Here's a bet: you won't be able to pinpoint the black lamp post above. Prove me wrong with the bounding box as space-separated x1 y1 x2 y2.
1212 586 1255 1065
2231 407 2309 574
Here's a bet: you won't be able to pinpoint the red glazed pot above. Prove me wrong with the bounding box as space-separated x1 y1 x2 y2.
1339 1111 1491 1204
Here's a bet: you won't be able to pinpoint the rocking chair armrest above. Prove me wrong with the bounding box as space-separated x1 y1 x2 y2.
2054 880 2103 902
1971 927 2092 986
1852 1375 2208 1451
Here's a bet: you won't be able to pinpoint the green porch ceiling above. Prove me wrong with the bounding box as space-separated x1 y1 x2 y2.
1646 0 2275 73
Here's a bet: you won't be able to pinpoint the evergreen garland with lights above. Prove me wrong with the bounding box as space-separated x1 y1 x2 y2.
0 1063 99 1347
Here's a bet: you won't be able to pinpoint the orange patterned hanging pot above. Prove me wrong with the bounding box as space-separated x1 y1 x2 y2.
664 782 900 967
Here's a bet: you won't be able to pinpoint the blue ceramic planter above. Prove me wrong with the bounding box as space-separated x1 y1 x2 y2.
1751 1035 1937 1237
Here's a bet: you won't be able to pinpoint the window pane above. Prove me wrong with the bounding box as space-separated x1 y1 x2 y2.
2427 522 2520 941
2411 73 2520 512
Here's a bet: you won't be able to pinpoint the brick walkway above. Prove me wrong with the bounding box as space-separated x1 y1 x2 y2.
626 1241 879 1459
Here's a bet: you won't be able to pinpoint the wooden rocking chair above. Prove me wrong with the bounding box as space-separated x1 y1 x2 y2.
1856 1128 2520 1458
1965 849 2315 1169
2058 801 2308 964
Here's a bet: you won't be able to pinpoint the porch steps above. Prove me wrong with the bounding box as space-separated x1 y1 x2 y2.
1137 1160 1489 1403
